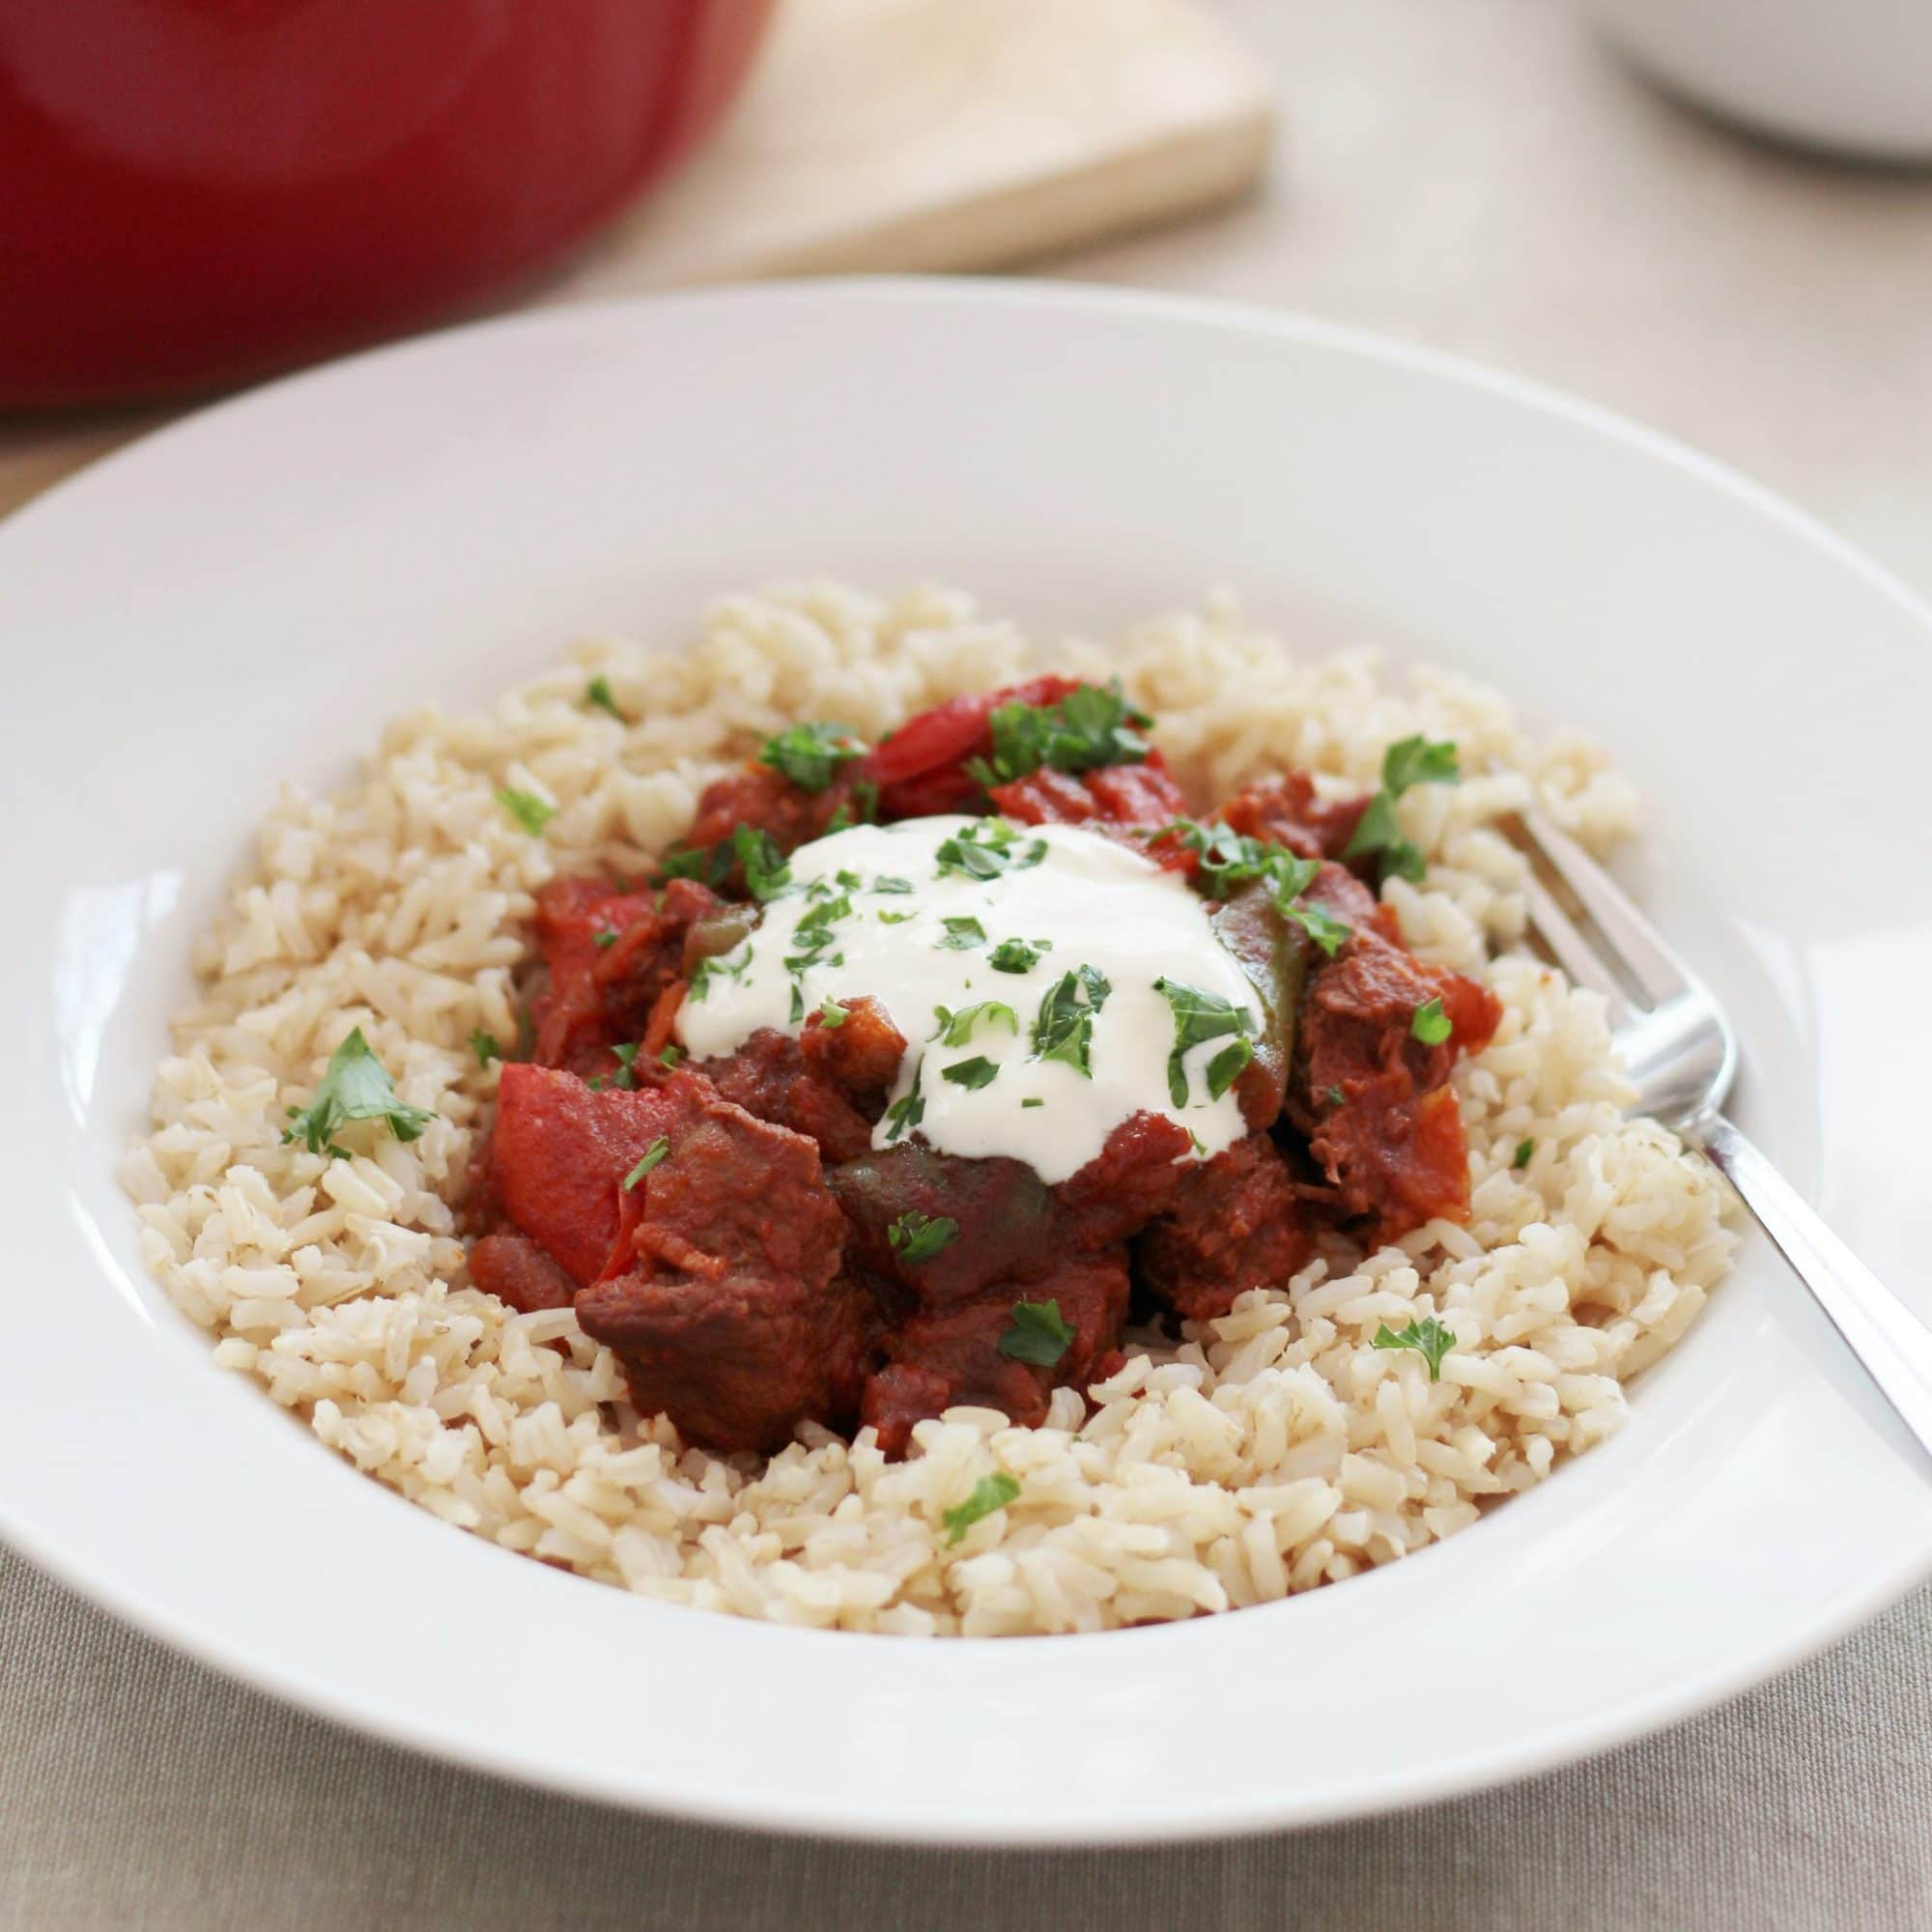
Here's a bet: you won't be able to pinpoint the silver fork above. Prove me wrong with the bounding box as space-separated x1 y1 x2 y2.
1507 804 1932 1462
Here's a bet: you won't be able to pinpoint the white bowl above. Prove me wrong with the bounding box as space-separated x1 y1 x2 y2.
4 281 1932 1843
1582 0 1932 160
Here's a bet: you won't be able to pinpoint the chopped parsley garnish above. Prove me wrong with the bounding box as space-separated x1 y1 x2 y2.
1205 1037 1254 1100
281 1028 437 1158
934 1000 1016 1045
1325 1084 1345 1107
942 1056 1000 1090
1159 819 1314 901
610 1042 640 1090
1410 997 1452 1045
1513 1137 1535 1170
1343 792 1420 881
1344 734 1461 885
1372 1316 1457 1380
824 778 881 836
687 945 753 1003
937 916 987 951
836 868 863 890
593 927 618 950
1029 966 1110 1077
733 824 793 903
1383 735 1462 794
469 1030 502 1066
818 997 849 1028
1159 818 1350 957
795 890 852 932
495 786 554 836
996 1298 1076 1366
933 819 1047 881
934 831 1007 881
661 838 734 888
758 720 866 793
1152 979 1256 1108
942 1472 1021 1546
1286 899 1352 958
622 1137 671 1189
883 1071 925 1143
785 893 854 973
878 909 917 924
1021 1095 1043 1109
987 936 1052 974
788 982 805 1024
584 674 624 720
966 681 1152 786
873 874 915 894
660 1044 684 1068
888 1210 958 1263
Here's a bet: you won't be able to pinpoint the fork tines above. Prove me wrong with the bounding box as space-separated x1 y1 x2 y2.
1504 807 1690 1020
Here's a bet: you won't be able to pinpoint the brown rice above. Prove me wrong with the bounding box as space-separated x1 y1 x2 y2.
117 583 1736 1635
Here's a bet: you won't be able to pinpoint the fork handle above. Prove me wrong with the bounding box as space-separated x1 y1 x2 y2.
1692 1112 1932 1462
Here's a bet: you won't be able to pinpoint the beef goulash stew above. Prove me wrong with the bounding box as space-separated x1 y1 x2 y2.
466 679 1502 1457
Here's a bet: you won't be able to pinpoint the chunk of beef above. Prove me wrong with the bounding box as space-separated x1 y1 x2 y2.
1137 1136 1314 1322
585 1269 874 1455
1054 1112 1194 1247
858 1364 952 1455
697 1029 878 1166
679 762 864 867
1298 925 1499 1109
468 1230 578 1314
859 1250 1130 1456
1292 921 1502 1241
863 1304 1050 1453
577 1079 869 1453
529 874 722 1077
612 1080 846 1285
1303 855 1383 927
1307 1081 1476 1245
797 994 906 1107
1219 770 1373 866
1203 798 1502 1242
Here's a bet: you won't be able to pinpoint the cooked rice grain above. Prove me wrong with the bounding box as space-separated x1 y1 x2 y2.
121 583 1735 1634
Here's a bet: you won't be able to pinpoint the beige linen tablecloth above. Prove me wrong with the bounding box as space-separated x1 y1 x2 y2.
7 5 1931 1923
4 1541 1930 1928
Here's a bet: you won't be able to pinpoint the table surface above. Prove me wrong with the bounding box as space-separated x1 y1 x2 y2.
8 3 1932 1925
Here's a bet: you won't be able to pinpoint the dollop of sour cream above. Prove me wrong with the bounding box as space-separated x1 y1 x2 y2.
673 816 1262 1185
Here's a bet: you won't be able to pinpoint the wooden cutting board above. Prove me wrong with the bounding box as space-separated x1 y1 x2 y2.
562 0 1275 291
0 0 1274 518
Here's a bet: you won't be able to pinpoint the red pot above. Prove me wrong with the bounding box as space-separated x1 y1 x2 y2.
0 0 776 408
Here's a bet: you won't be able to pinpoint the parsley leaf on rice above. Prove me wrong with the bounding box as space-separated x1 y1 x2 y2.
282 1028 436 1158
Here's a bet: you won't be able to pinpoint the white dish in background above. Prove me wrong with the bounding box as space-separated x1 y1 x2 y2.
3 280 1931 1844
1581 0 1932 160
